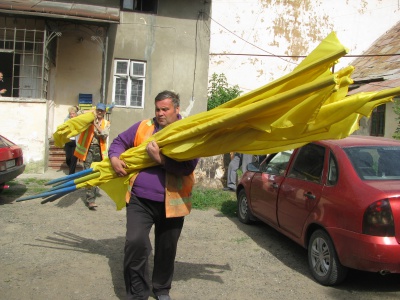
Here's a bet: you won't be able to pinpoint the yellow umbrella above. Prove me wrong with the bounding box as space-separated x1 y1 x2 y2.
30 31 400 210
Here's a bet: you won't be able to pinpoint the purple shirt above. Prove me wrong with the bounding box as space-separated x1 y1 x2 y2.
108 116 198 202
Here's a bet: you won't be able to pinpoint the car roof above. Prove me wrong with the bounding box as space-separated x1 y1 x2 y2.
317 135 400 148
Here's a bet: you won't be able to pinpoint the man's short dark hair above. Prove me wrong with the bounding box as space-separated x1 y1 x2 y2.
155 90 180 108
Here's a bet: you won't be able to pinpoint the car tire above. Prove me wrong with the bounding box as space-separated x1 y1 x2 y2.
237 189 254 224
308 229 348 286
0 183 4 193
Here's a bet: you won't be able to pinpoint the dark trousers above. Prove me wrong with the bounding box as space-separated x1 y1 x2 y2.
64 140 77 174
124 195 184 300
83 144 102 202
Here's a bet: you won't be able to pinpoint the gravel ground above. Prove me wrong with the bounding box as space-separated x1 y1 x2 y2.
0 170 400 300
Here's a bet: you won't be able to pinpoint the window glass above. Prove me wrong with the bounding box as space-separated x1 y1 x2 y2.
344 146 400 180
264 150 293 175
288 144 325 183
121 0 158 13
112 59 146 108
122 0 134 10
370 105 385 136
131 63 145 76
130 79 144 106
116 61 129 74
327 152 338 186
114 77 128 106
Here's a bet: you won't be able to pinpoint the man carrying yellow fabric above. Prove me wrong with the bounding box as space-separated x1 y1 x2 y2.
109 90 198 300
74 102 110 209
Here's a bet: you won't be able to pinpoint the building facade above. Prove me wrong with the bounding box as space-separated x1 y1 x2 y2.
0 0 211 173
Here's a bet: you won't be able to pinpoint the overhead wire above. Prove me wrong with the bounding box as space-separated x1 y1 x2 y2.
203 11 297 65
204 11 400 60
204 10 400 91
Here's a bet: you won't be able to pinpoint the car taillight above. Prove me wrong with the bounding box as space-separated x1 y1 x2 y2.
16 156 23 166
363 199 395 236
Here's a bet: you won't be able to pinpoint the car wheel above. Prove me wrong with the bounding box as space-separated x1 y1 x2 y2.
237 189 253 224
0 183 4 193
308 229 348 286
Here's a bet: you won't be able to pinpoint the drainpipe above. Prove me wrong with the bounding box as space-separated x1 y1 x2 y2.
102 34 108 104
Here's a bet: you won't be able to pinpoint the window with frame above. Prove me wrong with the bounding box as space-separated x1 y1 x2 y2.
0 24 51 98
121 0 158 13
112 59 146 108
370 104 385 136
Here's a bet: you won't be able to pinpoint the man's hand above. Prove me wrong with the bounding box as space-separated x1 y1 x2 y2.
110 156 128 177
146 141 165 166
94 122 102 133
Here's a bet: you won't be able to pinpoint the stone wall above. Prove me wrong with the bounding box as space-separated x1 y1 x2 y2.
193 154 231 189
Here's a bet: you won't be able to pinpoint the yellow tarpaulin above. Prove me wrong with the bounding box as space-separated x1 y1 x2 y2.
52 32 400 210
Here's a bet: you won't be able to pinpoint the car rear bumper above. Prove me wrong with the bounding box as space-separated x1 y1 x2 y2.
328 227 400 273
0 164 26 185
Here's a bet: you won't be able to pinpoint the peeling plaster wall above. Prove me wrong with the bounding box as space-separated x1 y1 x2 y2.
209 0 400 93
0 99 48 173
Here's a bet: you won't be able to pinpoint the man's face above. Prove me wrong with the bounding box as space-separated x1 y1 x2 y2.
96 109 105 119
0 73 3 81
155 98 180 128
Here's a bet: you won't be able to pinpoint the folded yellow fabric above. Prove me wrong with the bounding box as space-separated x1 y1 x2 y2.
53 111 95 148
53 32 400 210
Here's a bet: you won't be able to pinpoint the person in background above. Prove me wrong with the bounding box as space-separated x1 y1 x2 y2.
109 90 198 300
64 106 80 175
223 153 254 192
74 102 110 210
0 72 7 96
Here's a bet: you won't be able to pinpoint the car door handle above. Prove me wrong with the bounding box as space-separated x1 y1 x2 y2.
272 182 279 189
304 192 316 200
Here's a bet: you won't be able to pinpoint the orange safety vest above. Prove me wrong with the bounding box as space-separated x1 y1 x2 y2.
74 119 110 161
126 119 195 218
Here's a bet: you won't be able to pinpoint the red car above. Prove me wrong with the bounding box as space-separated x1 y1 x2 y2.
0 135 25 192
237 136 400 286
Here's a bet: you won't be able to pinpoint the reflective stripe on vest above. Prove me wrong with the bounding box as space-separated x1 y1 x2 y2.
125 119 194 217
74 119 109 161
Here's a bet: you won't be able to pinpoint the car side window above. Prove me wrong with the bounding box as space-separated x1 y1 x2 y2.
264 150 293 175
327 152 338 186
288 144 325 183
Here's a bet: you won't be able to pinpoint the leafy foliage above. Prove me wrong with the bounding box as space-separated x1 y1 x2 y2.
392 98 400 140
207 73 242 111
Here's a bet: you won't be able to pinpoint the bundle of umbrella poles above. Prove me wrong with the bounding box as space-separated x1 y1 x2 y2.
17 32 400 210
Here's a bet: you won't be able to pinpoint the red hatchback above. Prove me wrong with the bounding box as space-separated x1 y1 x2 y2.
0 135 25 192
237 136 400 286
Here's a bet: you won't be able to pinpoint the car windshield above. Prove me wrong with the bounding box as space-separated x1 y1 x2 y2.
344 146 400 180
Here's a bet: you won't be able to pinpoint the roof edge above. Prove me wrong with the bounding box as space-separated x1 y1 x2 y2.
0 4 120 23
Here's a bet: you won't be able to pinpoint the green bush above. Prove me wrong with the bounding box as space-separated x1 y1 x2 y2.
207 73 242 111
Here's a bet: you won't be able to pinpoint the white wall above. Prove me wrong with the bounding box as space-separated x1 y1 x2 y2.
209 0 400 93
1 99 49 173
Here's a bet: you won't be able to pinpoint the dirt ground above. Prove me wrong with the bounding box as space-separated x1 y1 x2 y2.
1 171 400 300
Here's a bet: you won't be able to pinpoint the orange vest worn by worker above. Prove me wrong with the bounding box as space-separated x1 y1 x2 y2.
74 119 110 161
125 119 195 218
